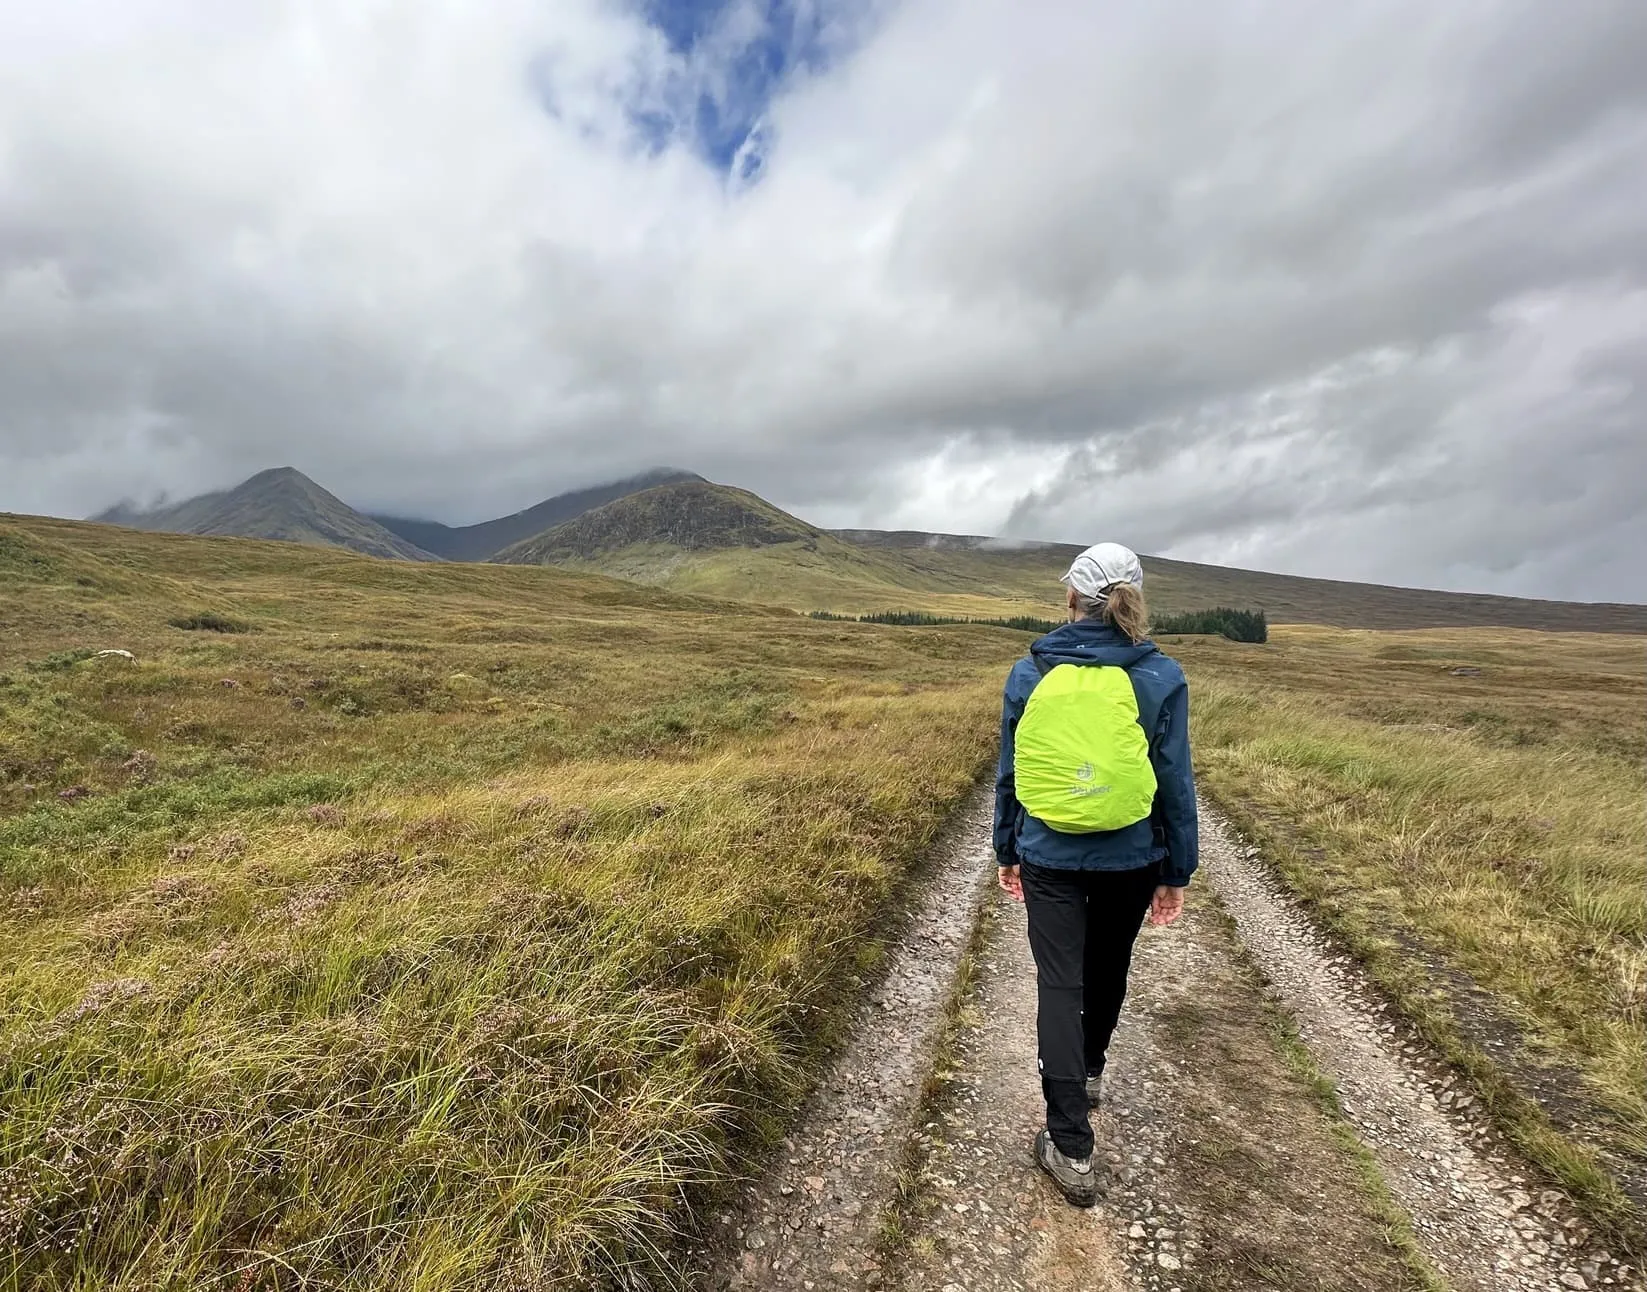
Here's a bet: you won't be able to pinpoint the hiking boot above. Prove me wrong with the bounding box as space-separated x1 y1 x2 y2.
1086 1075 1103 1109
1034 1130 1099 1208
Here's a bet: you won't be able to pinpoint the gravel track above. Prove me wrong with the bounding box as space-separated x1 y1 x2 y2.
894 842 1430 1292
892 891 1130 1292
699 790 1639 1292
1200 798 1637 1292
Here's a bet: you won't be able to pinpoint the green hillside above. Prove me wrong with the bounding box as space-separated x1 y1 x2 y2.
495 479 820 557
496 483 1647 633
370 468 701 561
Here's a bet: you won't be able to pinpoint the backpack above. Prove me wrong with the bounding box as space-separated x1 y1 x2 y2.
1013 660 1158 833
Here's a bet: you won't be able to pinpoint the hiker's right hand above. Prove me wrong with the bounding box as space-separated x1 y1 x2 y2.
1148 884 1185 926
998 865 1023 903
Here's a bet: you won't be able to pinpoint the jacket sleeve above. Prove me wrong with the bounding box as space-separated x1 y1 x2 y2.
993 664 1028 867
1151 677 1199 886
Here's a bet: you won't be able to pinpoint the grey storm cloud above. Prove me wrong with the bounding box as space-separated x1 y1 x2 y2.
1 0 1644 600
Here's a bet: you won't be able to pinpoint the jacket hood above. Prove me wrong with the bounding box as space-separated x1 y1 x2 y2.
1029 618 1158 670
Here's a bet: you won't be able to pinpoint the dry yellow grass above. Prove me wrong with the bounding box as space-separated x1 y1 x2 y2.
6 513 1643 1275
1168 625 1645 1245
0 516 1025 1290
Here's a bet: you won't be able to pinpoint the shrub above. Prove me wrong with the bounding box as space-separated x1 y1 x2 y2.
28 649 99 673
167 612 252 634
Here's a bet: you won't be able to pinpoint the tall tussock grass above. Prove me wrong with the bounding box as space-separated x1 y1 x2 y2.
0 517 1019 1289
4 702 999 1289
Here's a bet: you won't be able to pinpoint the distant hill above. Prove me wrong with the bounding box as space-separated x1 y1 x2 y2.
497 481 820 562
491 481 959 609
838 529 1647 633
90 468 439 562
371 468 702 561
499 483 1647 633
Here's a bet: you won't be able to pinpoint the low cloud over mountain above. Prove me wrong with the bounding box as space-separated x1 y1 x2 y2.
2 0 1643 599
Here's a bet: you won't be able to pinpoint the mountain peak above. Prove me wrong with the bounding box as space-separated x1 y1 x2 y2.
244 466 313 486
88 467 437 562
495 480 819 565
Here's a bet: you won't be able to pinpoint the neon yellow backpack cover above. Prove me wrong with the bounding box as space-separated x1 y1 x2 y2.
1014 663 1158 833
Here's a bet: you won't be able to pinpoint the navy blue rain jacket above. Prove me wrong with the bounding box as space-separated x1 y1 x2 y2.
993 619 1198 885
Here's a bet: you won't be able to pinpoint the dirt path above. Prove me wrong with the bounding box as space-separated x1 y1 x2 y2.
699 794 1639 1292
891 855 1429 1292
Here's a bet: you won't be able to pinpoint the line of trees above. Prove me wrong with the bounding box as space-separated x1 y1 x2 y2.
1151 607 1268 642
810 606 1267 643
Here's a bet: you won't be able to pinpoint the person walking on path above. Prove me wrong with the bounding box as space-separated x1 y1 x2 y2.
993 541 1198 1208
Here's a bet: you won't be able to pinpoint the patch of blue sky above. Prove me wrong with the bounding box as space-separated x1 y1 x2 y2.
625 0 878 179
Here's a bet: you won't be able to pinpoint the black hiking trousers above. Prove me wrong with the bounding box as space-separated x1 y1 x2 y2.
1022 860 1160 1160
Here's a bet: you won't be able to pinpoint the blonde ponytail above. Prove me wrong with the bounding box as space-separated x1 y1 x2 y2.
1100 583 1149 644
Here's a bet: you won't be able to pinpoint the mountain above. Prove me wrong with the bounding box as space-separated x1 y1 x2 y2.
371 468 702 561
84 470 1647 631
497 483 1647 633
497 480 819 561
90 467 440 562
491 480 950 609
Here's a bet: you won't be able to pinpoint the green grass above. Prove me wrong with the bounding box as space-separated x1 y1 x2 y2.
1170 625 1646 1250
516 533 1647 632
0 515 1028 1290
167 611 254 633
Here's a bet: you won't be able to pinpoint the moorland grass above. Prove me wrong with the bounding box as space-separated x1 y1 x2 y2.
0 517 1025 1290
7 512 1644 1271
1169 625 1646 1248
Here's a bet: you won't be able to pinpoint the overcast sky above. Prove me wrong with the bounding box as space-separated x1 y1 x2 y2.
3 0 1644 600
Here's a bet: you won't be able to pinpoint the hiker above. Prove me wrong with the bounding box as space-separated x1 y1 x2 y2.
993 541 1198 1208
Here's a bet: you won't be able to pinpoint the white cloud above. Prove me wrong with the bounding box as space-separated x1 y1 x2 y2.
1 0 1643 597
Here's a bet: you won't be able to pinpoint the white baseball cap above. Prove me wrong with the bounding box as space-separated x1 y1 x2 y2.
1061 542 1143 600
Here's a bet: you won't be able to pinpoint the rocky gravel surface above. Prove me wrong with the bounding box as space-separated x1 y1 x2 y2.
1200 798 1640 1292
699 791 1640 1292
696 789 998 1290
896 858 1429 1292
893 892 1129 1292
